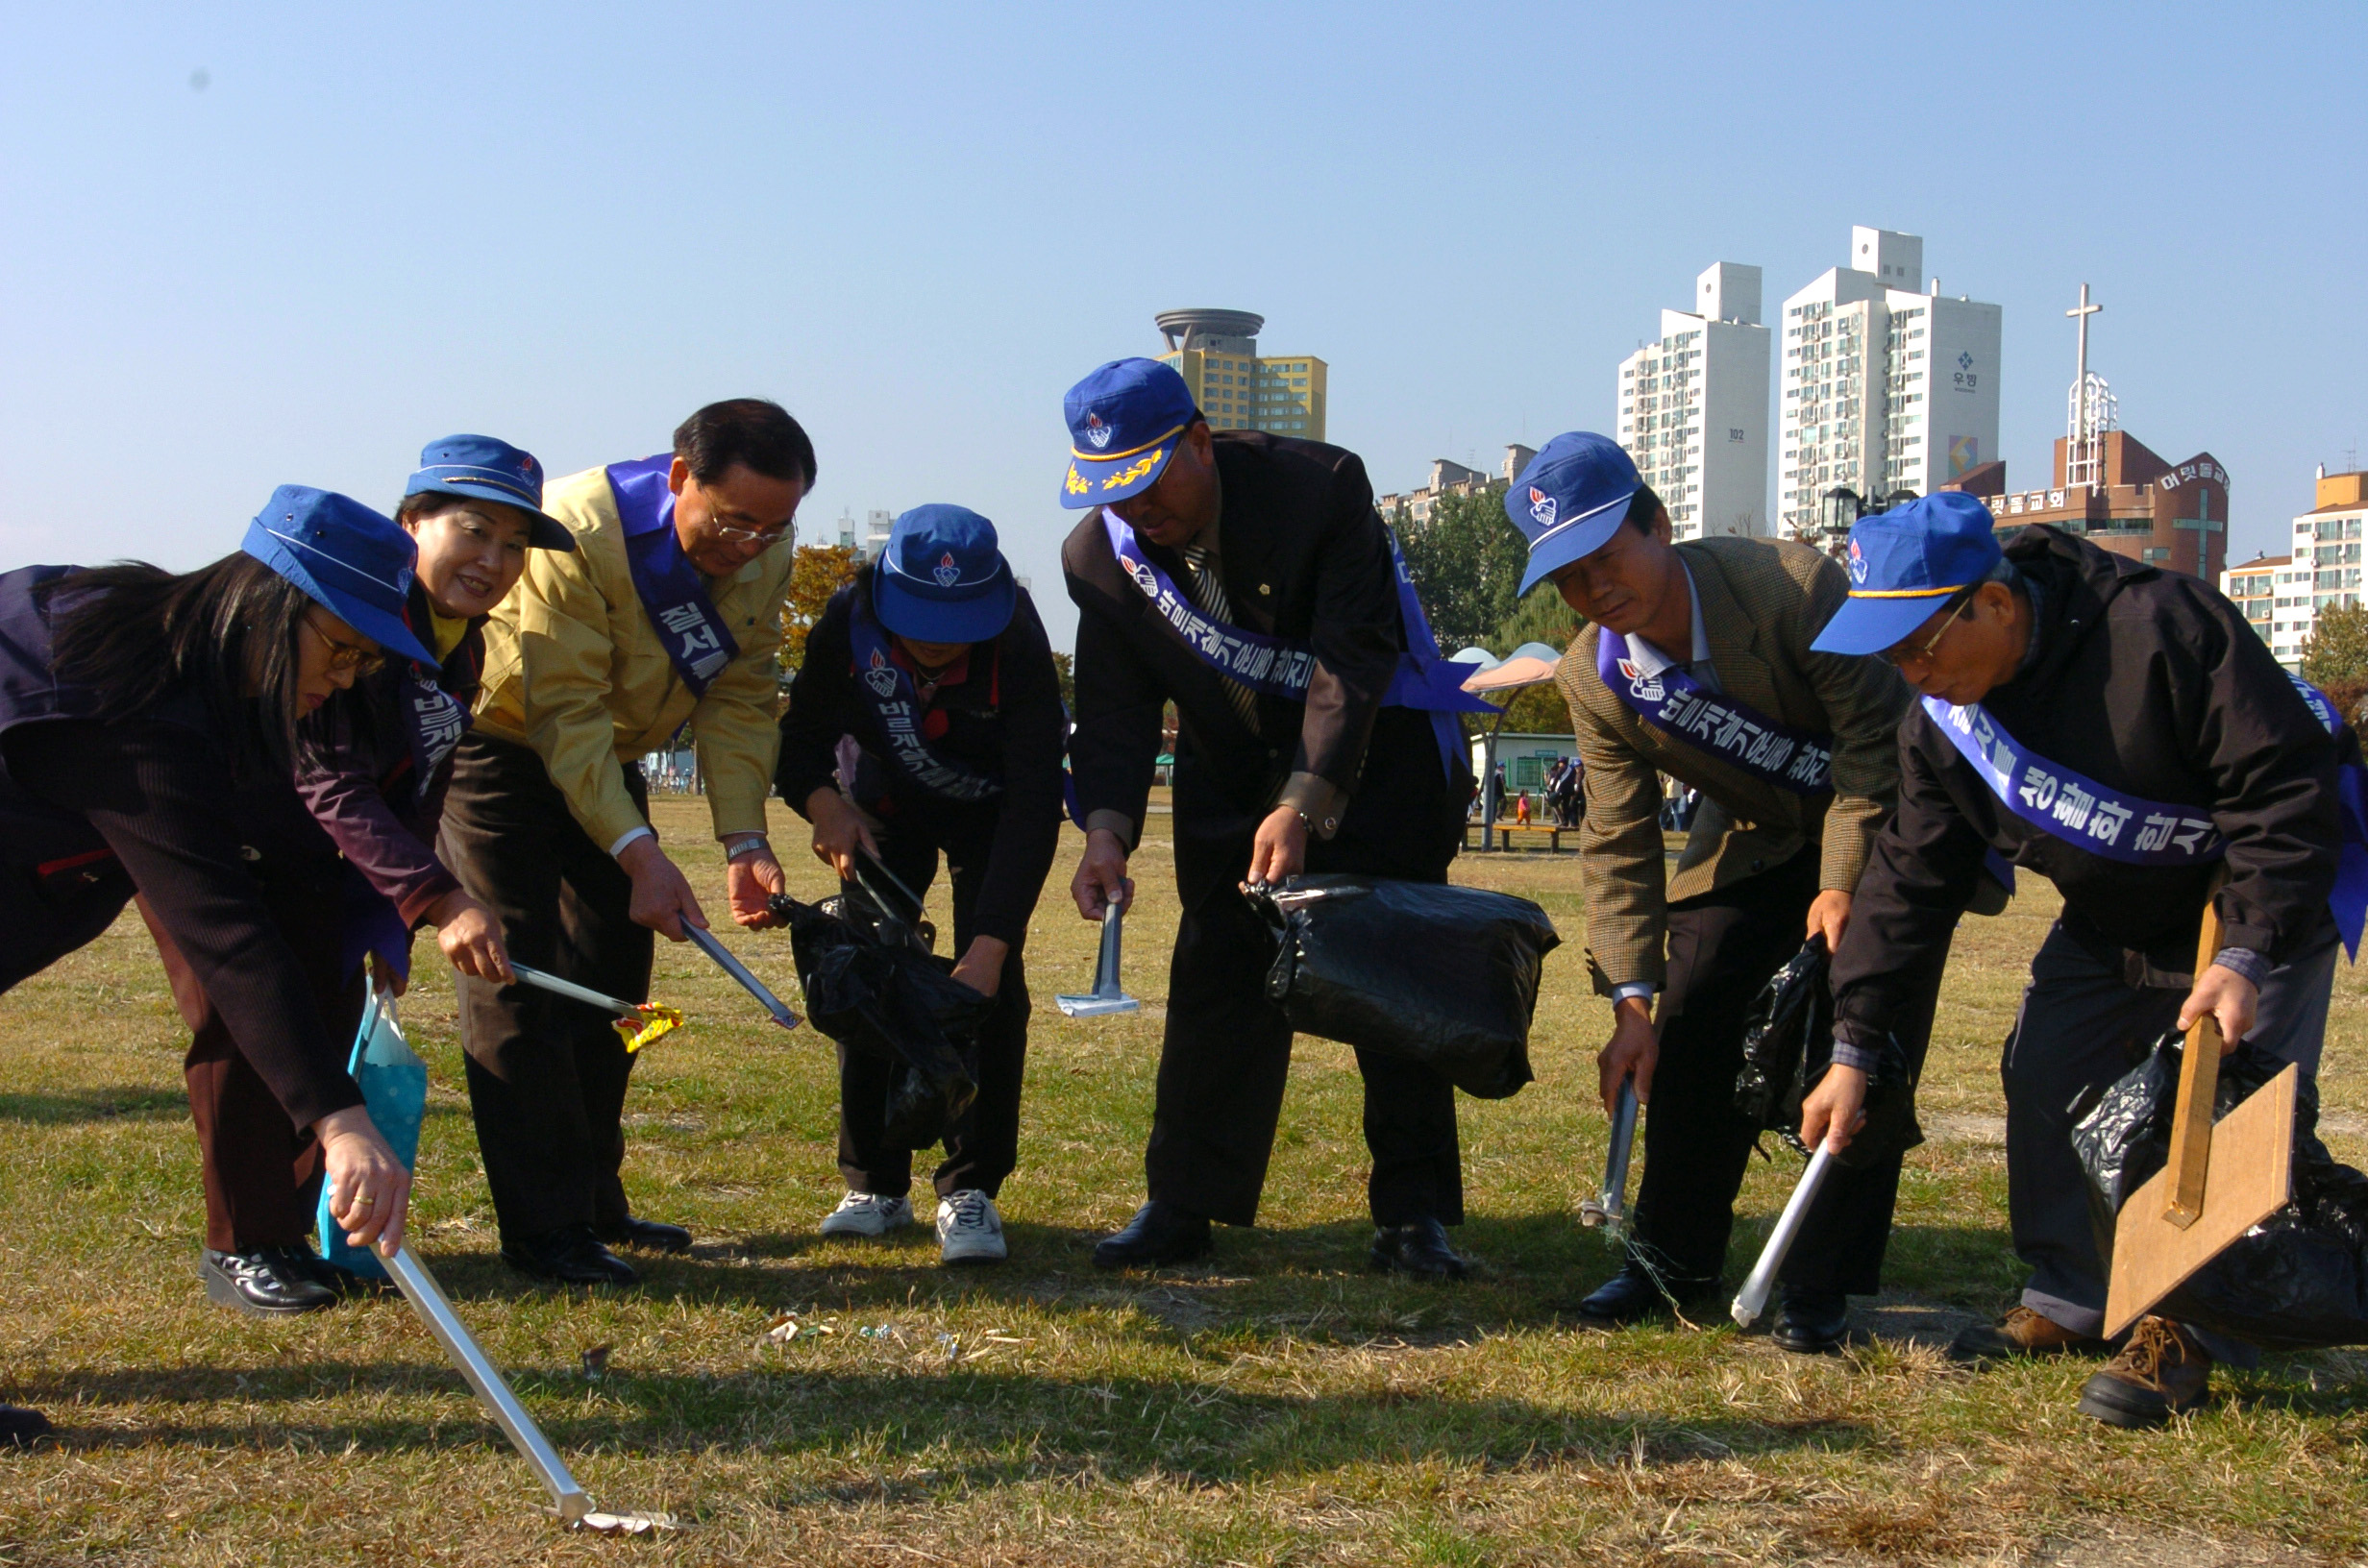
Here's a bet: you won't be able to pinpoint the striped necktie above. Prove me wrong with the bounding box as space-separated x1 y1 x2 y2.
1181 543 1260 729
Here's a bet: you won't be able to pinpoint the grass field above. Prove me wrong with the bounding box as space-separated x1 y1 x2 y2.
7 797 2368 1565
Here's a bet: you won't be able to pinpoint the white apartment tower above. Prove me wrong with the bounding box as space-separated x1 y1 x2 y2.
1776 227 2002 537
1616 261 1771 540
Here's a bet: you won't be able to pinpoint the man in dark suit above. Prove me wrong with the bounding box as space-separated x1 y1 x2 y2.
1058 357 1480 1277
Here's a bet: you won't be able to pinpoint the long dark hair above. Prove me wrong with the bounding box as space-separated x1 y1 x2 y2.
46 553 318 771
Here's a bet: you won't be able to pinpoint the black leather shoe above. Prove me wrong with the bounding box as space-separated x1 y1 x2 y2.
1771 1288 1851 1354
1369 1218 1469 1281
501 1226 639 1286
202 1246 340 1316
0 1404 53 1448
1576 1263 1716 1326
599 1216 694 1255
1092 1200 1211 1271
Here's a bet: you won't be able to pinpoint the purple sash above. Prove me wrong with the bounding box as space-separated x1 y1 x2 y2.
1929 678 2368 955
606 455 740 698
1098 513 1492 779
1594 630 1833 794
843 589 1003 802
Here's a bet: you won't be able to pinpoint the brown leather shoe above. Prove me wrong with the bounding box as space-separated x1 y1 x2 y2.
1947 1305 2110 1364
2077 1316 2212 1428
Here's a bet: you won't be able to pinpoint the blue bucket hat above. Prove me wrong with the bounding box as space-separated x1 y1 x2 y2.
1059 357 1200 508
242 485 438 667
1810 492 2004 655
1507 432 1644 595
873 504 1018 645
404 433 575 551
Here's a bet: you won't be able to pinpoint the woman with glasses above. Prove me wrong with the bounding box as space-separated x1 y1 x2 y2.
0 488 432 1441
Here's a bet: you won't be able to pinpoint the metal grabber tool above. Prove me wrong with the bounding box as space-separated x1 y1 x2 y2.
1579 1077 1640 1237
1056 900 1141 1017
1731 1139 1839 1330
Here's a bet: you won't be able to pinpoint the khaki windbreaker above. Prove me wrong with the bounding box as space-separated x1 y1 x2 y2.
473 463 792 851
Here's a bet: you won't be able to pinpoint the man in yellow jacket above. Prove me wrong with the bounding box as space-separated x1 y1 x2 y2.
445 399 810 1285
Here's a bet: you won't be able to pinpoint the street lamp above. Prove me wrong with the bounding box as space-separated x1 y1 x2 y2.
1820 486 1864 562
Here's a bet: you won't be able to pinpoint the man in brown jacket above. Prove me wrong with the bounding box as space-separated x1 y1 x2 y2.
1509 432 1946 1352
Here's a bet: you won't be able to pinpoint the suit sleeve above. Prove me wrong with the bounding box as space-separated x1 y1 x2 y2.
1064 550 1167 851
293 750 460 927
1828 717 1987 1047
2180 589 2342 959
970 595 1067 946
514 538 649 852
9 719 363 1128
692 559 788 843
776 588 857 816
1563 646 1670 994
1788 554 1912 894
1285 460 1400 821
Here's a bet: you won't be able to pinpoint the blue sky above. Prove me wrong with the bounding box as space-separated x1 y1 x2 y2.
4 3 2361 649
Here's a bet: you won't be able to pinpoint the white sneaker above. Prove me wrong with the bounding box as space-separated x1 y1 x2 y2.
819 1191 913 1238
935 1189 1007 1265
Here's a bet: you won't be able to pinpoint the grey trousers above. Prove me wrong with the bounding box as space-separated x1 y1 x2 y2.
2004 918 2337 1348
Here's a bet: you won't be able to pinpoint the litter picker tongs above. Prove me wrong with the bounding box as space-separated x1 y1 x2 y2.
1579 1077 1640 1237
383 1245 674 1533
1056 900 1141 1017
682 923 801 1030
1731 1137 1840 1330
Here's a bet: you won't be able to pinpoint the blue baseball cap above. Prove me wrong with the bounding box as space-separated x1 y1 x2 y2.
241 485 438 667
1059 357 1200 508
1507 432 1644 595
404 433 575 551
1810 491 2004 655
873 504 1018 645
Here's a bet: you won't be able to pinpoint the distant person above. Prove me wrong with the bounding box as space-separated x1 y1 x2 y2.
1486 765 1506 823
1058 357 1486 1278
1511 431 1941 1355
1818 496 2358 1427
1515 790 1531 826
777 506 1065 1265
444 400 809 1286
0 489 426 1439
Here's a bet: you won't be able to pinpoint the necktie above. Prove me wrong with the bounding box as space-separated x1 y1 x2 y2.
1182 544 1260 729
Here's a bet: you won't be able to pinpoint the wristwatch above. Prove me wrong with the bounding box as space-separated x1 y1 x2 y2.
724 835 771 862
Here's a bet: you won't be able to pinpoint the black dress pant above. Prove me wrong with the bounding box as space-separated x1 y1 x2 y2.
1147 781 1468 1230
442 735 654 1243
1626 846 1950 1295
836 802 1031 1201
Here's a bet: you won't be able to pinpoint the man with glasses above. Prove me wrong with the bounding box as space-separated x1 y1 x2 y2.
1815 492 2360 1427
1510 432 1943 1353
445 400 813 1285
1059 357 1487 1278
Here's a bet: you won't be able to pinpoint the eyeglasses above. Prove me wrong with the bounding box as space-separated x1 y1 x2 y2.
697 484 795 548
304 613 386 676
1883 587 1977 670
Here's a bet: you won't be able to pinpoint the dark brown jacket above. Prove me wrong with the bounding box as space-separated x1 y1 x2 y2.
1831 526 2348 1045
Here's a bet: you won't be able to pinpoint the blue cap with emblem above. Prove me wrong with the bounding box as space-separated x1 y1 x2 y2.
1058 357 1200 508
1506 432 1645 596
873 504 1019 645
241 485 439 667
1810 491 2004 655
404 433 575 551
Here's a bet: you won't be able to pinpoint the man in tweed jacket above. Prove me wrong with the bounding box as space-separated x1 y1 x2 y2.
1508 433 1948 1353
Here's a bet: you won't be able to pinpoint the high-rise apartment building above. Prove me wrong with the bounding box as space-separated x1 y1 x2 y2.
2236 467 2368 670
2221 552 2299 666
1615 261 1770 540
1777 227 2001 537
1154 309 1327 441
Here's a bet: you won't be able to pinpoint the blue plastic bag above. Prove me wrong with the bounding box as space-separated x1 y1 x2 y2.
315 981 427 1280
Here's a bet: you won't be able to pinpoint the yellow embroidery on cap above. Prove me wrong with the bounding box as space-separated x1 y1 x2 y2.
1098 449 1165 491
1065 466 1092 496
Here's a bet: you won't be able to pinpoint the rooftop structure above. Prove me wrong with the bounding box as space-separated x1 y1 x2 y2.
1154 308 1326 440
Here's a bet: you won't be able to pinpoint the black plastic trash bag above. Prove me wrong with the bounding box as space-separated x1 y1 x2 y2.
2073 1035 2368 1350
1731 937 1922 1167
1252 874 1557 1100
772 891 988 1147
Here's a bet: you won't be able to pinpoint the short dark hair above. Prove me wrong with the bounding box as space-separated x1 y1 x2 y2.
674 399 817 491
1625 484 1664 534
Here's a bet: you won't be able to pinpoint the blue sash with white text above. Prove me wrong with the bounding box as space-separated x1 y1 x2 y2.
844 589 1004 803
1099 512 1492 780
1924 677 2368 956
606 454 740 698
1594 628 1834 794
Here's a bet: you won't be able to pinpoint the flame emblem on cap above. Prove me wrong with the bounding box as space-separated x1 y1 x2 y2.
933 551 962 588
1083 412 1113 450
1528 486 1557 527
863 647 900 698
1848 538 1866 584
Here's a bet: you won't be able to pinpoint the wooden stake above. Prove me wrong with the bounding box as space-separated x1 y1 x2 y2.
2162 899 2227 1228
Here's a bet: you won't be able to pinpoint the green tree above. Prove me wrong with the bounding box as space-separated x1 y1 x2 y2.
2302 601 2368 721
777 543 862 702
1394 485 1529 653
